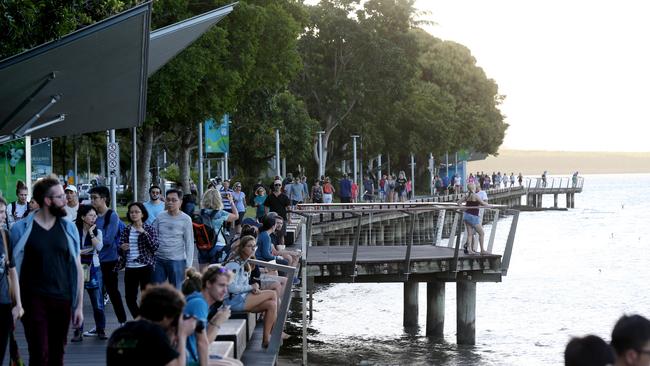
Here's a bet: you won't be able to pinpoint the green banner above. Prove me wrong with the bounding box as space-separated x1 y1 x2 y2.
205 114 229 154
0 138 27 202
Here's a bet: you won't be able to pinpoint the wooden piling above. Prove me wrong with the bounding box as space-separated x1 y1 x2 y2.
403 280 419 328
553 194 558 208
426 281 445 337
456 281 476 345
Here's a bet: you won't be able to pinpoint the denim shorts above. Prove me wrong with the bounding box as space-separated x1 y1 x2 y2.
197 245 222 264
463 212 480 227
224 292 247 312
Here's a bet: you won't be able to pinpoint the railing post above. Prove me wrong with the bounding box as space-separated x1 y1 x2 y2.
301 221 308 365
447 210 459 248
404 213 416 277
350 214 362 280
501 210 519 275
434 209 446 246
486 209 499 253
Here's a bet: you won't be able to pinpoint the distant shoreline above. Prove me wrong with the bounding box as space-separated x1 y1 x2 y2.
467 149 650 175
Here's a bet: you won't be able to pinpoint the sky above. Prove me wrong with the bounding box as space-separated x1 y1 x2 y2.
415 0 650 152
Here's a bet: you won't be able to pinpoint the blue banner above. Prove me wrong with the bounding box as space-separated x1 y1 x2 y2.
205 114 229 153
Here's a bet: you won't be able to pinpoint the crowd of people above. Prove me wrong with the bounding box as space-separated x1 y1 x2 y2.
0 175 305 365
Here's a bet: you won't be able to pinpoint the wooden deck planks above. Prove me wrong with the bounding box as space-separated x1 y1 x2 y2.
307 245 499 265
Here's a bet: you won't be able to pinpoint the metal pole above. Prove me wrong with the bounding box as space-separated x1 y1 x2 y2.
25 136 32 198
207 159 211 180
429 153 434 196
275 129 281 177
109 129 117 209
352 135 359 201
86 140 91 183
198 123 204 201
410 153 415 198
317 131 325 178
377 154 382 180
224 152 229 180
445 152 449 178
73 137 78 186
132 128 138 201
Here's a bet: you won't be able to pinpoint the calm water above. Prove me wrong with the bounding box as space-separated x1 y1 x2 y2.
281 174 650 365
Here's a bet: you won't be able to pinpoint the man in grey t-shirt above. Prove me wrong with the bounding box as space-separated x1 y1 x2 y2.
152 189 194 289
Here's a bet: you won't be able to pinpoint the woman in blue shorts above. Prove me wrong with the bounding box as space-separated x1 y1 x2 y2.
458 183 488 255
224 236 277 347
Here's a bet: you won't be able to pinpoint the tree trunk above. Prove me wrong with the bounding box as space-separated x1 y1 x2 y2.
178 131 193 194
137 125 155 201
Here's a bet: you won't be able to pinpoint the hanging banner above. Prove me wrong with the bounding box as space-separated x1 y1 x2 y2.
31 139 53 182
205 114 229 153
0 138 28 202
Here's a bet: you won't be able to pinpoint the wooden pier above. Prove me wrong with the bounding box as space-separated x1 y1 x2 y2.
293 203 519 349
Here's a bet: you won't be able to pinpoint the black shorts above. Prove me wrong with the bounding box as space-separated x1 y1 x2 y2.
235 211 245 226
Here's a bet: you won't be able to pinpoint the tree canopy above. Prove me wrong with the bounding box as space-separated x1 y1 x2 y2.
2 0 508 194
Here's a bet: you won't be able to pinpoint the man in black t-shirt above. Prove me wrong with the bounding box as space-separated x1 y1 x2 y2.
264 179 291 245
10 177 83 366
107 284 196 366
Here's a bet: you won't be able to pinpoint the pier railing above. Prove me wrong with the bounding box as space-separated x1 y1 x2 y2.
293 202 519 277
525 176 584 193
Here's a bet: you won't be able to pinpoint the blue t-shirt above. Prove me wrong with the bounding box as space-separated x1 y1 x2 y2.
255 231 275 261
231 191 246 213
254 195 267 219
340 178 352 198
143 201 165 225
184 292 208 364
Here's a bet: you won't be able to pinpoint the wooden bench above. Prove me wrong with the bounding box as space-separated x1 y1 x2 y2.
230 311 257 340
215 319 247 359
209 341 235 359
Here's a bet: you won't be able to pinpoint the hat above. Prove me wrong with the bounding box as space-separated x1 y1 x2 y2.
241 217 261 229
273 180 282 185
65 185 77 193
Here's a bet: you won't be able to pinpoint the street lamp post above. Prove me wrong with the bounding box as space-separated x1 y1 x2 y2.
352 135 359 201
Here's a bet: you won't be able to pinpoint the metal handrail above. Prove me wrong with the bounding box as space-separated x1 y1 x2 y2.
247 259 296 354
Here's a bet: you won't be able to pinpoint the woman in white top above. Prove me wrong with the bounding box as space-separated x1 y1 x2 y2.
117 202 159 319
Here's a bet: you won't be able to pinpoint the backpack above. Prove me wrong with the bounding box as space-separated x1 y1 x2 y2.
192 210 228 251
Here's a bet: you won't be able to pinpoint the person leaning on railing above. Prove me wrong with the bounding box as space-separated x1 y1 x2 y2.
457 183 489 255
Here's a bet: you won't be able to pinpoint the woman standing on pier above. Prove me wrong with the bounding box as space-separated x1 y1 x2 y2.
458 183 489 255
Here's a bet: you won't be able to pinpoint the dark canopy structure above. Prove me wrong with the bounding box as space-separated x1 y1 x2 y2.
0 2 236 141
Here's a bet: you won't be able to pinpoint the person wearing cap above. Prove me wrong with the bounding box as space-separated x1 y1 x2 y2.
64 185 79 222
264 180 291 246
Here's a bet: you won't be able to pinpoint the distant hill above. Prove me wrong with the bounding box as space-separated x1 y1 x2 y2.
467 149 650 175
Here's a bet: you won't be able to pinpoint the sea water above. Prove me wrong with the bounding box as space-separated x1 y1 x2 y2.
281 174 650 365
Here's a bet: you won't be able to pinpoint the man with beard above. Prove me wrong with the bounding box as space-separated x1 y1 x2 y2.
143 185 165 225
10 176 84 365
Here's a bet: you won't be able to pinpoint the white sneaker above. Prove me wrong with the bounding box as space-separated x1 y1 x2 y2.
83 328 98 337
104 294 110 305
